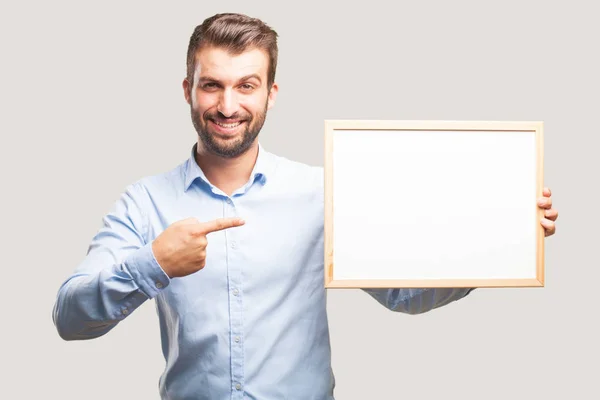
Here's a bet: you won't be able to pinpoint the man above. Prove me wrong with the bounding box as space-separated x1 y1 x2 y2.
52 12 559 400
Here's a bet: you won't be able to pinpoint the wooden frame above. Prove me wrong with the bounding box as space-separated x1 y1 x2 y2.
324 120 545 288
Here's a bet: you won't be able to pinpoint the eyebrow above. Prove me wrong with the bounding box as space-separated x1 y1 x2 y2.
198 74 262 85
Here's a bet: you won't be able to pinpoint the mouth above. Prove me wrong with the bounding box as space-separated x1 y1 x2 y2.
209 119 246 136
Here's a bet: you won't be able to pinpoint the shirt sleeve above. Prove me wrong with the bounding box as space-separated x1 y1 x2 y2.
52 182 171 340
361 287 475 315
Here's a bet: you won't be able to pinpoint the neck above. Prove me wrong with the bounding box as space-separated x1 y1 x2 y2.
194 140 259 196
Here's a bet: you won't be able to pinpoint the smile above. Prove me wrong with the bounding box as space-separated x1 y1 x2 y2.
209 119 246 135
213 121 242 128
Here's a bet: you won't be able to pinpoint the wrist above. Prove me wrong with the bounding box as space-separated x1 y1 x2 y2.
123 242 171 298
151 239 172 278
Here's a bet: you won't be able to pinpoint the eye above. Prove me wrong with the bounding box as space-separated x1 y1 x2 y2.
240 84 254 91
201 82 219 90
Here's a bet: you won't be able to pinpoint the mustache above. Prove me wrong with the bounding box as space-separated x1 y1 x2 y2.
204 110 251 122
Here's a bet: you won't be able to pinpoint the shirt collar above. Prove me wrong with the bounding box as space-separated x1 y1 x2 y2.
184 141 272 192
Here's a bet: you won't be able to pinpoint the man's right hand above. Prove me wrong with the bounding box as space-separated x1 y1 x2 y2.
152 217 245 278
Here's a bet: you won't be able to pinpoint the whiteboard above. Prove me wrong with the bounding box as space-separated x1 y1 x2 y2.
323 120 545 288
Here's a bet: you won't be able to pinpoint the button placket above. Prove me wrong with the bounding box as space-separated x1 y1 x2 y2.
225 196 244 397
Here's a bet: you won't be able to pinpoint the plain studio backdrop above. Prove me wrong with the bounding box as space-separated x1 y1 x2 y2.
1 0 598 398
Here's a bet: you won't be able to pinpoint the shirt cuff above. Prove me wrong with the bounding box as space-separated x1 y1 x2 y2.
124 242 171 299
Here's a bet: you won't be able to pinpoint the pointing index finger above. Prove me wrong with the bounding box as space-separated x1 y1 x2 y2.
196 217 245 234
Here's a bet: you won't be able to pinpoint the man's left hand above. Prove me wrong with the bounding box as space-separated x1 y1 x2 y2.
538 187 558 237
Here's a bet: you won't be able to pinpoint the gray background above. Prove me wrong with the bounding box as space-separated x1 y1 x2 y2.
2 0 598 398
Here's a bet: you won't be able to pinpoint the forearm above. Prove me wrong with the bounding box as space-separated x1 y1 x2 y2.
53 243 169 340
362 287 474 315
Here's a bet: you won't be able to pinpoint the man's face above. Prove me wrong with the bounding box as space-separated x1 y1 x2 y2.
183 46 278 158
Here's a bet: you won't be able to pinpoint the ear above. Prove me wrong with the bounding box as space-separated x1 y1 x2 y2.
267 82 279 110
183 78 192 105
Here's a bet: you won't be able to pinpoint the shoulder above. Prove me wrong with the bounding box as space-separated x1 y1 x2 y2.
267 152 323 194
124 158 189 201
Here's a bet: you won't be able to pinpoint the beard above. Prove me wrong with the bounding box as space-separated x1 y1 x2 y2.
190 101 268 158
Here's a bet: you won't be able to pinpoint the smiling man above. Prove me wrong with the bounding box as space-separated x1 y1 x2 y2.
187 46 275 160
52 12 559 400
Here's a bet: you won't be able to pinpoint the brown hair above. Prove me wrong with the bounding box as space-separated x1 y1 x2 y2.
186 13 279 90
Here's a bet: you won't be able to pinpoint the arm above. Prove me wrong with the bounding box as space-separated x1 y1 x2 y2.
52 183 170 341
362 287 475 315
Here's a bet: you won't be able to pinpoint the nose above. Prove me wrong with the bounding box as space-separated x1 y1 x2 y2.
217 89 239 118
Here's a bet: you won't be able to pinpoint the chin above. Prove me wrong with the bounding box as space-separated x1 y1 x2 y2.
201 132 252 158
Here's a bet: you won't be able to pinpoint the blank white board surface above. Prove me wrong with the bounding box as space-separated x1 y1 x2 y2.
324 120 545 288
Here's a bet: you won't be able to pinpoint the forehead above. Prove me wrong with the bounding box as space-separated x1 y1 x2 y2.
194 46 269 82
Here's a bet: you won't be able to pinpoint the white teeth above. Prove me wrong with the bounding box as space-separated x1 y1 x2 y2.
214 121 242 128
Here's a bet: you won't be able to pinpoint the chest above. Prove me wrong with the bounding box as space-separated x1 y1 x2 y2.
145 188 325 308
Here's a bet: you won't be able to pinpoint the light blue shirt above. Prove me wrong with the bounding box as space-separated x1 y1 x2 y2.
52 142 473 400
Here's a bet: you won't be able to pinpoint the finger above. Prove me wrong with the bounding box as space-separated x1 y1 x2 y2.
544 208 559 221
196 217 245 234
540 217 556 236
537 196 552 209
543 187 551 197
197 236 208 248
178 217 201 225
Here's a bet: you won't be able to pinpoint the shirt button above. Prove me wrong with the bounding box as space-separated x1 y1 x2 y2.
233 288 239 296
122 308 129 315
231 241 237 249
155 282 163 289
234 336 240 343
235 383 241 390
226 199 233 205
